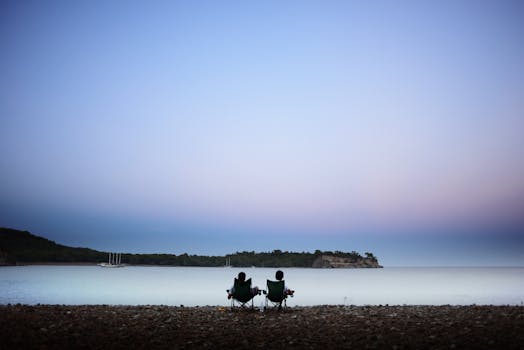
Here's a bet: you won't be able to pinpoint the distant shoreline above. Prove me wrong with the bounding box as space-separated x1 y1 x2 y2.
3 263 524 268
1 228 382 268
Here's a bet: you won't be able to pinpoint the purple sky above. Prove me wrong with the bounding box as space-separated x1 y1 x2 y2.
1 0 523 265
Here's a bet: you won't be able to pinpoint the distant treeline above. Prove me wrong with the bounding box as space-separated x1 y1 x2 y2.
0 227 378 267
122 249 377 267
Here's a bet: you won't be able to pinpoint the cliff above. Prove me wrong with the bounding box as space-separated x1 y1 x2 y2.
312 255 382 268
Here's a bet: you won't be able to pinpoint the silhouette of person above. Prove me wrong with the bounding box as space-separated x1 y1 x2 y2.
275 270 294 296
227 271 260 299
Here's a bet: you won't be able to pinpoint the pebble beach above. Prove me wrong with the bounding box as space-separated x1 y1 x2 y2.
1 304 523 349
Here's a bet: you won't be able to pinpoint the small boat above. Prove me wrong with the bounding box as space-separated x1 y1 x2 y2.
224 257 232 268
99 252 125 268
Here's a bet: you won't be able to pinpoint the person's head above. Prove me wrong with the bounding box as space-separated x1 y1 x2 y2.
275 270 284 281
237 272 246 282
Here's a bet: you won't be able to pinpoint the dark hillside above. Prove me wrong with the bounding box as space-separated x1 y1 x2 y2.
0 227 105 264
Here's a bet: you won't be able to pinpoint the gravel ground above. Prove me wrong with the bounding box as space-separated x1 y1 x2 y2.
1 305 523 349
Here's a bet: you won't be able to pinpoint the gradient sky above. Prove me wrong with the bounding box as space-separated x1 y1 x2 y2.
1 0 523 266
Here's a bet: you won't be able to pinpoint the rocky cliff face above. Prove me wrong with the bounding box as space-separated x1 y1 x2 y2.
312 255 382 268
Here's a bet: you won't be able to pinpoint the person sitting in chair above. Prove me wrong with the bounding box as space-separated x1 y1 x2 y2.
275 270 294 296
228 272 260 299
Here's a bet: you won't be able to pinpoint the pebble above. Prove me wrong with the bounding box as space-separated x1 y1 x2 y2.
0 305 522 349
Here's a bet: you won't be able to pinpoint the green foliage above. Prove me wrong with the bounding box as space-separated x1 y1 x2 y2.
365 252 378 262
0 228 378 267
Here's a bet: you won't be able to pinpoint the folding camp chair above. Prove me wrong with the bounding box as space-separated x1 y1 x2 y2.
227 278 260 309
263 279 288 310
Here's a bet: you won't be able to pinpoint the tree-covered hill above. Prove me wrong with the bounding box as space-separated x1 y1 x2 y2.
0 227 105 264
0 227 381 267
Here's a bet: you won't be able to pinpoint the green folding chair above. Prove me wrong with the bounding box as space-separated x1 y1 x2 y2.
263 279 287 310
227 278 259 309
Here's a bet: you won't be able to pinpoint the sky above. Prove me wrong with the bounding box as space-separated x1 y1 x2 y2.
1 0 523 266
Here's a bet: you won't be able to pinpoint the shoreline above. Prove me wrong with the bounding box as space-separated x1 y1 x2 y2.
1 262 384 268
1 305 523 349
4 263 524 268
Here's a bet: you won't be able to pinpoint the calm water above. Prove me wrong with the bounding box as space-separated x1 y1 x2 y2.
0 266 523 306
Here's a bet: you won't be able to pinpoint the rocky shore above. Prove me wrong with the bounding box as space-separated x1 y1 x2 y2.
1 305 523 349
312 255 382 268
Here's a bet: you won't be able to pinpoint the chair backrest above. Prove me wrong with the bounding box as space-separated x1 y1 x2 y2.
232 278 253 303
266 279 285 303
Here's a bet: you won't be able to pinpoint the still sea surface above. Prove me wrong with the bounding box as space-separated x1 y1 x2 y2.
0 266 523 306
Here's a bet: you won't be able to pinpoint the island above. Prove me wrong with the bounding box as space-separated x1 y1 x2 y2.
0 227 381 268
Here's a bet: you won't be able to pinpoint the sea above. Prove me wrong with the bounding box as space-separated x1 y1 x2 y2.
0 266 523 306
